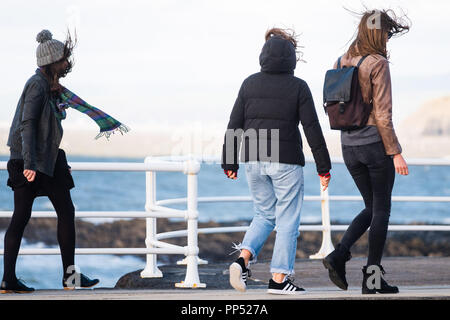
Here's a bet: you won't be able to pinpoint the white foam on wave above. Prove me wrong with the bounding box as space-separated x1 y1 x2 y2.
79 217 132 225
442 217 450 225
0 231 145 289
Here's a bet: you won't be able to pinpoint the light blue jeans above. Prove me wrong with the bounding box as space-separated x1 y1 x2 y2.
241 161 304 275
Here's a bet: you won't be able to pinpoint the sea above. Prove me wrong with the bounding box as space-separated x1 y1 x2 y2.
0 154 449 289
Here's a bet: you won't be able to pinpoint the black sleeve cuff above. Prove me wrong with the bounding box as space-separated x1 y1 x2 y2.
221 163 239 172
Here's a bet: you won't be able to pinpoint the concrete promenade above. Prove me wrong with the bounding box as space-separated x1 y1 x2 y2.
1 286 449 300
1 257 449 300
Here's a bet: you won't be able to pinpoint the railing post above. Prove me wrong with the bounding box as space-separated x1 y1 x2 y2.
176 255 209 266
309 185 335 259
140 157 163 278
175 159 206 288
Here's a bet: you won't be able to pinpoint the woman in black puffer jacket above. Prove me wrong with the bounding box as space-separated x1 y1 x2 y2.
222 28 331 295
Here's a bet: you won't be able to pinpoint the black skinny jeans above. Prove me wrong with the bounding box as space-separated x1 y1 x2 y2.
2 184 75 282
339 141 395 266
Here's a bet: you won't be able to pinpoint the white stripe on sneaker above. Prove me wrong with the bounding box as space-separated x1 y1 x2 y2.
267 279 307 295
229 262 247 292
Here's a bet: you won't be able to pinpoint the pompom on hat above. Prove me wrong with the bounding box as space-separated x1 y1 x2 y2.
36 29 65 67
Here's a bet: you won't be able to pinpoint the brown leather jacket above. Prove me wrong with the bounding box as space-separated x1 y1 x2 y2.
335 53 402 155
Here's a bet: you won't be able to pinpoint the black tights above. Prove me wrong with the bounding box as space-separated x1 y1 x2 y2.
3 186 75 282
339 142 395 266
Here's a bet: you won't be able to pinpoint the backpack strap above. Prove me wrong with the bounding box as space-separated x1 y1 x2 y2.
356 55 369 68
337 54 368 69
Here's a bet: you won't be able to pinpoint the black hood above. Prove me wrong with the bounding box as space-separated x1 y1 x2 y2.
259 35 296 74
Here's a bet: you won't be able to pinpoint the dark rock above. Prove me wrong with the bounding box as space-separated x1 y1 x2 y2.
114 263 266 290
0 218 448 265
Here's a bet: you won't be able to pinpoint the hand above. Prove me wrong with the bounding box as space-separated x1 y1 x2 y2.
393 154 409 175
320 175 331 191
224 169 237 180
23 169 36 182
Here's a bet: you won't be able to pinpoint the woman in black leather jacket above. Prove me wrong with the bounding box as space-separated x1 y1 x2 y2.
1 30 99 293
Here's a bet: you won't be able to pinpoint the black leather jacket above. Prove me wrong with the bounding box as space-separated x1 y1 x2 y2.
7 68 63 177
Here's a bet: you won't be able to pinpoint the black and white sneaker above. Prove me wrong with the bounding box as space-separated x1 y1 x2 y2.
267 277 306 295
229 257 251 292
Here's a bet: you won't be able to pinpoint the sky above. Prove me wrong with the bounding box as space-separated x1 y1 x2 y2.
0 0 449 133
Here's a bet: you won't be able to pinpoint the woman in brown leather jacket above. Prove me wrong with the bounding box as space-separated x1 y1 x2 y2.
322 9 410 294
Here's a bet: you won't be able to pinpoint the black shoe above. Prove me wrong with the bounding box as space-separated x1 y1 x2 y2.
267 276 306 295
362 265 399 294
63 273 100 290
1 279 35 294
322 244 352 290
229 257 251 292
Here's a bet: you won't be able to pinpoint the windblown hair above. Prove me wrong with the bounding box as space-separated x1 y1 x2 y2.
265 27 304 62
347 9 410 59
42 29 77 93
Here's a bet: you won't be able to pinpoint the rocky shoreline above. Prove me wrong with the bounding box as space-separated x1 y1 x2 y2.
0 218 448 264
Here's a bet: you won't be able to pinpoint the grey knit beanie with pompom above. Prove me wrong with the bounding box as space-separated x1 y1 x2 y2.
36 29 65 67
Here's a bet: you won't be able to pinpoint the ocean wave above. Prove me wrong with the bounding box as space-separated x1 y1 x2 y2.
300 216 322 224
0 231 146 289
442 217 450 224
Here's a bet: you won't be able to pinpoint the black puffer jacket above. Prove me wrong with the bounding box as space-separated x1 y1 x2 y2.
222 35 331 175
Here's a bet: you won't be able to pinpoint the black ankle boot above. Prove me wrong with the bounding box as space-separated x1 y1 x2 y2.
322 244 352 290
63 273 100 290
1 278 35 294
362 265 399 294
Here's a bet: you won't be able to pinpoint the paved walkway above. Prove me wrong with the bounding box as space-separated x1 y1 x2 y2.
1 257 449 300
1 286 449 300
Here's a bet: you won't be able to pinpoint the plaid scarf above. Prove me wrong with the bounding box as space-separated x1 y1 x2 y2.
52 87 129 140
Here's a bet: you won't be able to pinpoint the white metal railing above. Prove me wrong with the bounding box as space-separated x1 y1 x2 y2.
142 155 450 261
0 156 449 288
0 157 206 288
154 192 450 260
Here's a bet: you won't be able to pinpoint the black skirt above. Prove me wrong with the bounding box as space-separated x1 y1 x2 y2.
7 149 75 196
